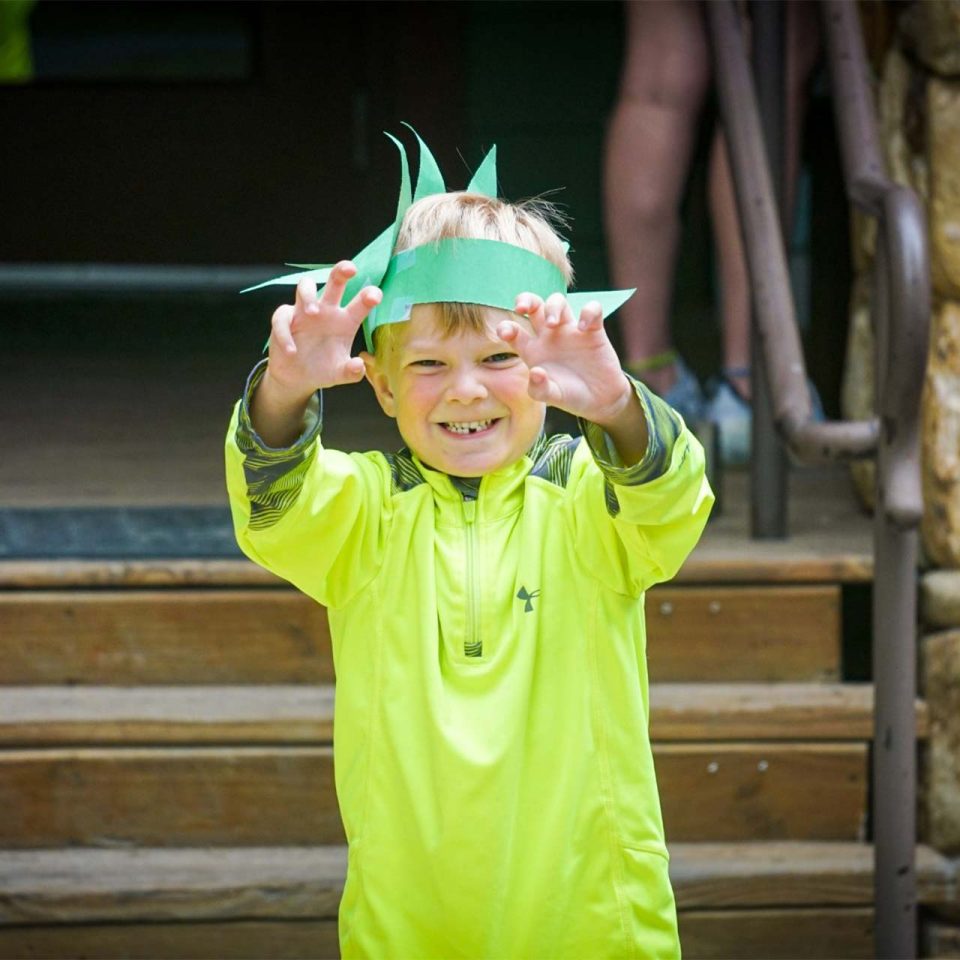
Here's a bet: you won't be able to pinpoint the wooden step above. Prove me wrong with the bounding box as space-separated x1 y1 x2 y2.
670 842 956 909
0 683 926 846
0 746 341 847
0 844 952 959
0 741 867 846
660 742 867 842
650 683 929 740
0 683 928 746
0 847 345 925
0 686 335 745
679 908 874 959
0 921 339 960
0 483 875 590
647 584 841 682
0 590 332 685
0 582 840 684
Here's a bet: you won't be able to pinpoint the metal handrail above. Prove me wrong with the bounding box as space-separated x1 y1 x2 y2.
0 263 280 295
707 0 883 464
706 1 929 957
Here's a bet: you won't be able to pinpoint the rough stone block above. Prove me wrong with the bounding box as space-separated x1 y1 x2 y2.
880 45 929 202
924 919 960 958
922 301 960 567
923 629 960 853
852 45 927 273
841 274 876 511
928 78 960 300
923 569 960 629
900 0 960 78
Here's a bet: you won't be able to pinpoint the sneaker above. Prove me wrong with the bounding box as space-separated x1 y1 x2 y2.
705 377 751 466
661 357 705 425
705 372 826 467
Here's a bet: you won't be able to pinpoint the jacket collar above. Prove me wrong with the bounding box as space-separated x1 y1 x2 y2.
408 431 548 519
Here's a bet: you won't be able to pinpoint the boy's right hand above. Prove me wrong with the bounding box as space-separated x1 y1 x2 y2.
250 262 381 447
266 260 382 401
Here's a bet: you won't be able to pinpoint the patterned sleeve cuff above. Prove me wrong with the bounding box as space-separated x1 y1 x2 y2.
578 374 682 486
236 358 323 458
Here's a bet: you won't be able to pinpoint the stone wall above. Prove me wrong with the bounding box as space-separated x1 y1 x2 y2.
842 1 960 565
843 5 960 951
921 574 960 953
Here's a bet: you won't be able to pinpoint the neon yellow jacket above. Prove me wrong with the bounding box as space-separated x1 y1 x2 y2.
226 361 713 959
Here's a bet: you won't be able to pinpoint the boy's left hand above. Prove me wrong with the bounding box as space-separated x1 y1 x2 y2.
499 293 632 428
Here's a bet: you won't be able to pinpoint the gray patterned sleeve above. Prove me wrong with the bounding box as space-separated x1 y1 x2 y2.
235 359 323 530
578 374 683 488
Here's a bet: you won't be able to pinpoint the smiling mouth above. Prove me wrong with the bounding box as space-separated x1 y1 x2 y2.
441 419 498 435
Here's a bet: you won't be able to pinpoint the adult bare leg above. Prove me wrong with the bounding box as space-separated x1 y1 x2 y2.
603 0 710 397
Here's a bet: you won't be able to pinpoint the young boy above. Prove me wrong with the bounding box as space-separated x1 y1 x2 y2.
225 137 713 959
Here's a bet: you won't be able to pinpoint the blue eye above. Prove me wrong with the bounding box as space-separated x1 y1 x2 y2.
486 352 517 363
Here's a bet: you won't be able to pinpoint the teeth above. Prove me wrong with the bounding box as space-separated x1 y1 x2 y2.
444 419 493 434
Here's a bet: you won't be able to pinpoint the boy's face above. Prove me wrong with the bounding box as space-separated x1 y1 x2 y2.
363 304 546 477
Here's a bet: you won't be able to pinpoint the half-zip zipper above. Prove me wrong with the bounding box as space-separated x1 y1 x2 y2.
462 497 481 658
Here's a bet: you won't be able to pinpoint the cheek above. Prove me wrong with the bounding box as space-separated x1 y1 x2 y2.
501 370 535 406
499 372 545 427
397 379 442 420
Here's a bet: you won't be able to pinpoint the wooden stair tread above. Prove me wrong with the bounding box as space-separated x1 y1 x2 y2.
0 847 346 925
0 463 871 581
647 585 841 682
0 741 868 846
651 683 929 740
670 842 956 909
0 683 927 743
0 683 927 745
0 844 952 926
0 686 335 744
0 551 871 587
1 585 842 684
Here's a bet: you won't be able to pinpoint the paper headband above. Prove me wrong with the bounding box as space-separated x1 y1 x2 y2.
243 124 635 352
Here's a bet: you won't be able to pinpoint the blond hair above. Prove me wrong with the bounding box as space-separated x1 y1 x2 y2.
372 192 573 354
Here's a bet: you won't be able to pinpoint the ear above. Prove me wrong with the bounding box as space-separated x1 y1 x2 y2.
361 351 398 418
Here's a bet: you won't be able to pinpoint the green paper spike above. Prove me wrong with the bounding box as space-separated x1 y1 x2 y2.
330 135 415 309
384 132 413 243
465 145 497 198
402 122 446 201
240 265 333 294
241 127 636 354
338 223 395 309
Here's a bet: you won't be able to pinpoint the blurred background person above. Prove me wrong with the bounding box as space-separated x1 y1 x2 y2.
603 0 819 464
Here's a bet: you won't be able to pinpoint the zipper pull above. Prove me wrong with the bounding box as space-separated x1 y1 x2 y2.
462 499 477 523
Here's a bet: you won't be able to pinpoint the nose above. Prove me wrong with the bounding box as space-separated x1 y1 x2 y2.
445 365 488 404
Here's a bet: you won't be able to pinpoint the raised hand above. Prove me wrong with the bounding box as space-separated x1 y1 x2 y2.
498 293 633 426
498 292 648 464
267 261 382 398
251 261 381 448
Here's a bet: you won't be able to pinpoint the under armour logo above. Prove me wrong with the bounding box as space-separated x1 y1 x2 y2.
516 586 541 613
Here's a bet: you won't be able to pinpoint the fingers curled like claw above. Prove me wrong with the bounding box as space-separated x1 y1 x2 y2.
345 285 383 326
527 366 563 405
319 260 357 307
296 277 320 315
514 293 543 317
544 293 573 329
577 300 604 332
498 319 534 355
341 356 367 382
271 304 297 354
497 320 518 341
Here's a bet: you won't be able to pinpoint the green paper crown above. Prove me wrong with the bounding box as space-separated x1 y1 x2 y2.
243 124 635 352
